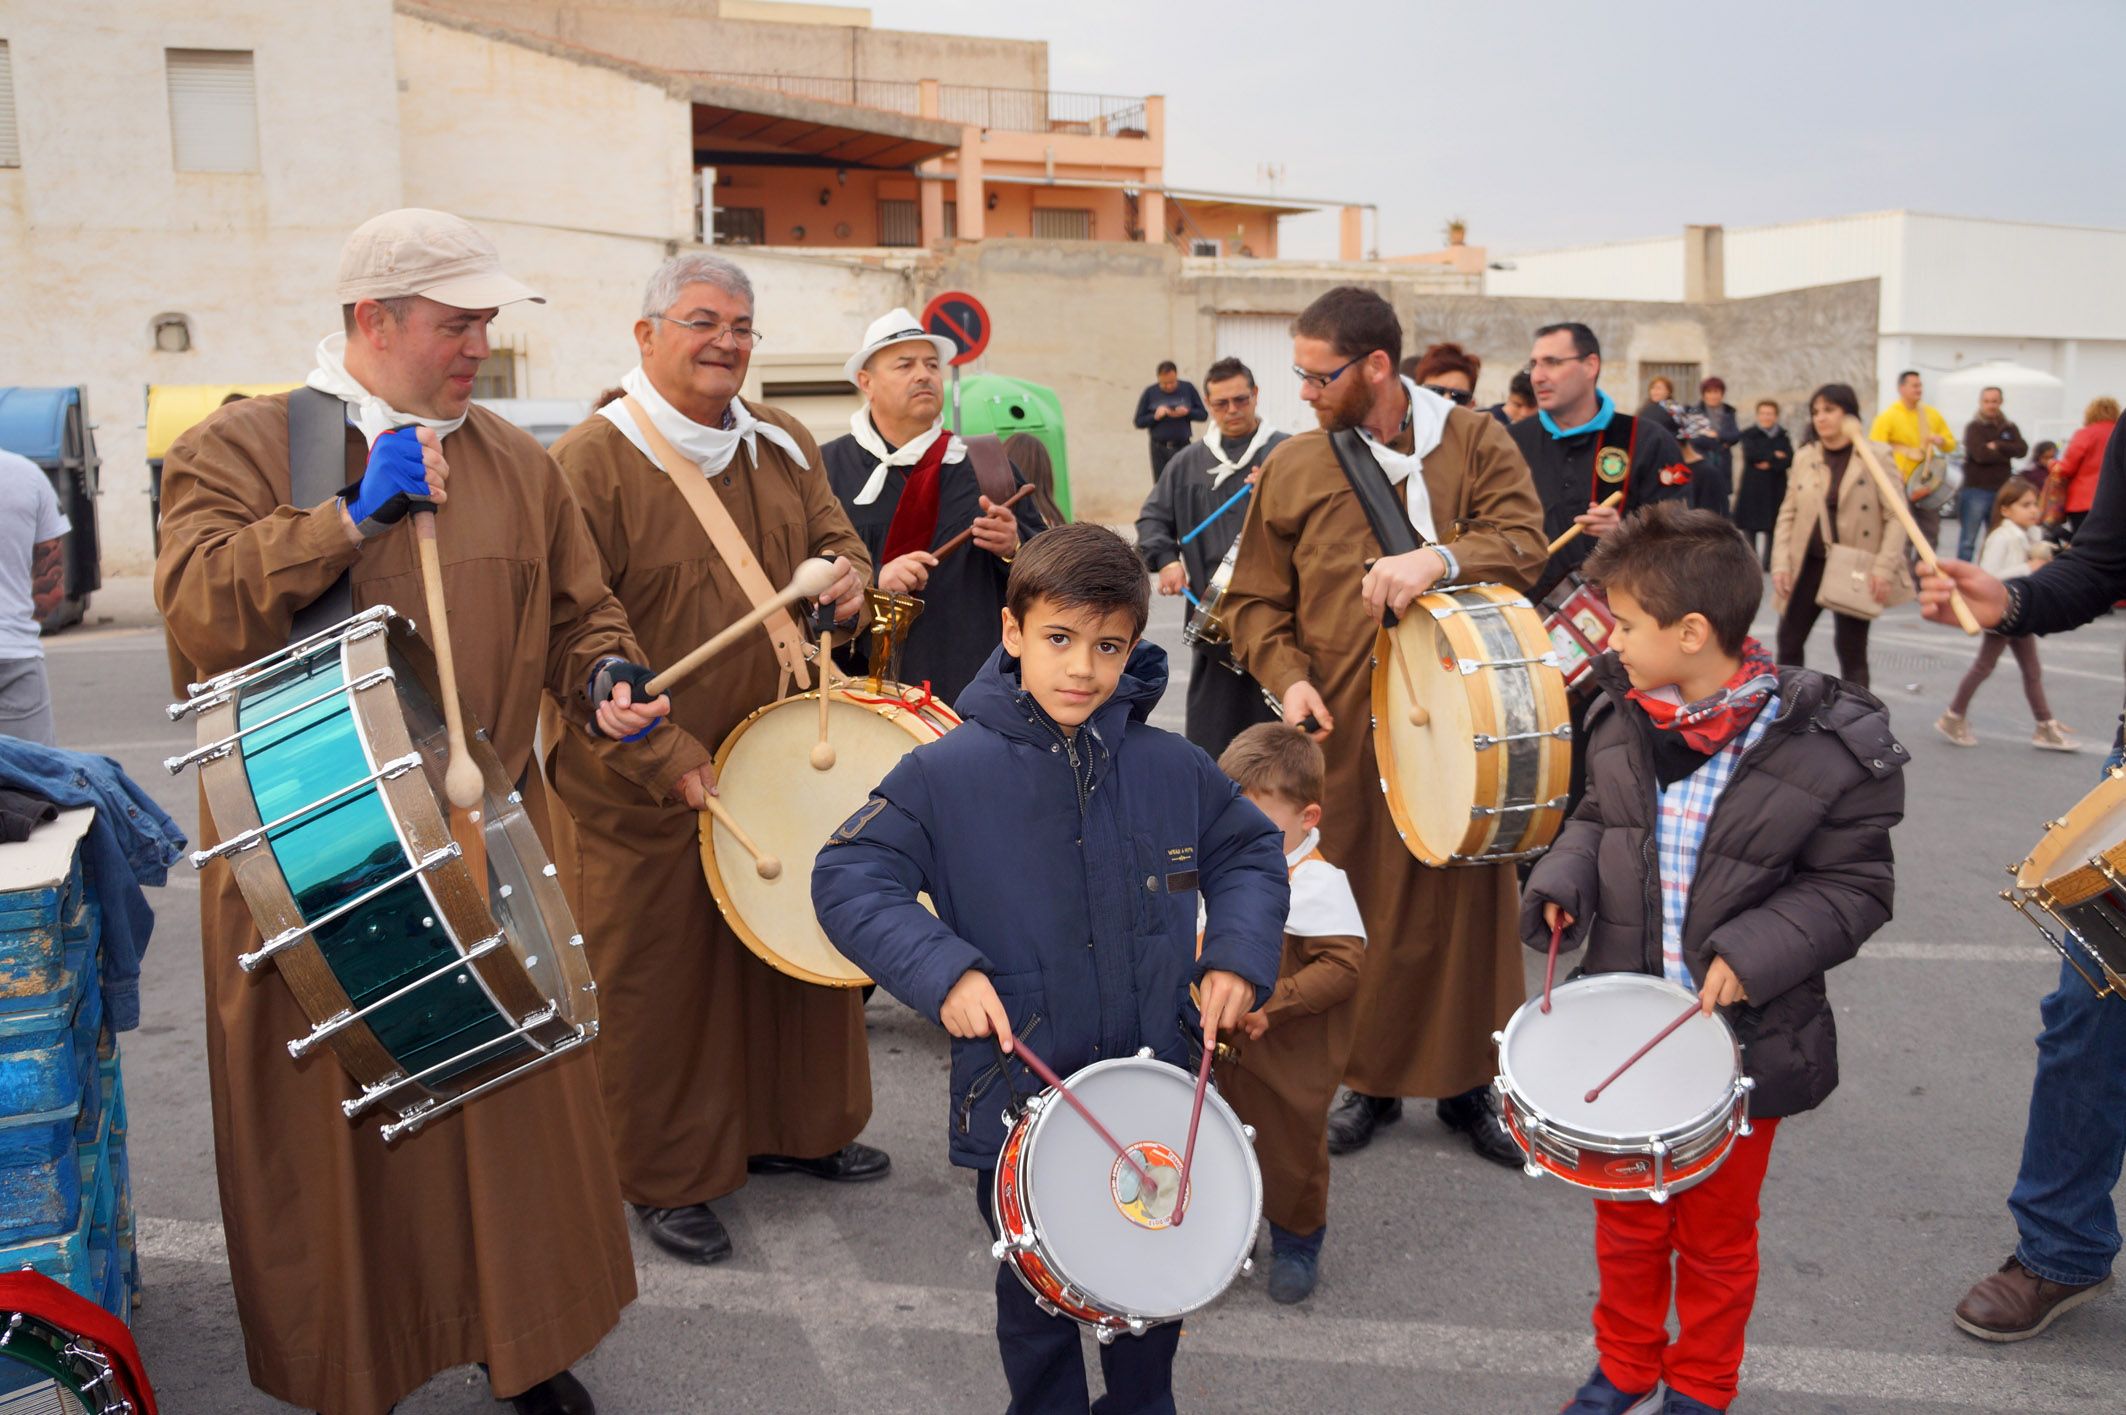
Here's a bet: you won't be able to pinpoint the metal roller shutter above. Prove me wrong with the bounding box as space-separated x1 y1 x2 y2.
166 49 259 173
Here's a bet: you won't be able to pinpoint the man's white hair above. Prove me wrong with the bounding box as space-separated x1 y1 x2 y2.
641 253 753 319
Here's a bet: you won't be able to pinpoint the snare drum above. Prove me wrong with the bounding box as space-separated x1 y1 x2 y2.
2005 768 2126 998
1538 573 1616 695
702 681 958 987
167 608 597 1142
1493 974 1753 1203
992 1052 1261 1341
1372 583 1572 866
1181 537 1242 652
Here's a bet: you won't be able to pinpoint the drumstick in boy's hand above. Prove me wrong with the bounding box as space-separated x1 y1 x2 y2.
1585 1000 1703 1104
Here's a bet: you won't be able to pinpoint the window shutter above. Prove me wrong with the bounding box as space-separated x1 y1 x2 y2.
1031 208 1093 241
0 42 20 168
167 49 259 173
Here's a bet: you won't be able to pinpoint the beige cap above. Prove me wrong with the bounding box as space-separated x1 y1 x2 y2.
334 208 544 309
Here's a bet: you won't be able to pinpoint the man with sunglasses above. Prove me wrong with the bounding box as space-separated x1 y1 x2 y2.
1223 287 1550 1167
545 253 888 1273
1136 356 1288 753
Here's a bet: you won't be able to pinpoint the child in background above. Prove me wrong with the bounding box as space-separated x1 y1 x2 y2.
1937 479 2074 752
1211 724 1366 1305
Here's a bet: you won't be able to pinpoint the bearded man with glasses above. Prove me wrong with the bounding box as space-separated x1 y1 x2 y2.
545 253 888 1271
1223 286 1550 1168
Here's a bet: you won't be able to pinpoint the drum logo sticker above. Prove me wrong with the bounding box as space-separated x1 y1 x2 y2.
829 799 887 843
1111 1141 1187 1230
1604 1157 1652 1181
1596 447 1629 484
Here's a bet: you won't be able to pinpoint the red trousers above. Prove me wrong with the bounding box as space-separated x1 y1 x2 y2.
1592 1118 1779 1409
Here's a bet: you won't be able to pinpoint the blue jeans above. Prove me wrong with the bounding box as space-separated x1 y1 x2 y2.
2006 730 2126 1284
1957 484 1997 562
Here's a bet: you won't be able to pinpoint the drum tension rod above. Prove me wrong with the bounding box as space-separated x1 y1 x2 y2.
287 933 509 1058
2002 892 2112 998
191 752 424 867
1471 725 1574 750
378 1030 595 1144
347 1001 563 1118
173 606 394 710
1455 652 1562 676
238 843 459 972
1471 795 1569 818
166 667 397 773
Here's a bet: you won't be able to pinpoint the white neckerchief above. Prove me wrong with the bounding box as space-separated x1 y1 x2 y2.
1202 419 1279 488
1283 827 1369 941
597 365 807 476
1359 376 1452 542
847 409 966 506
305 333 467 449
1284 826 1323 871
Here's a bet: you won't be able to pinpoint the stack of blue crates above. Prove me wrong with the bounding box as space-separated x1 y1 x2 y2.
0 808 137 1324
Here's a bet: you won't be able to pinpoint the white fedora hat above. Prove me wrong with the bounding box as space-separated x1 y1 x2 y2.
844 307 957 384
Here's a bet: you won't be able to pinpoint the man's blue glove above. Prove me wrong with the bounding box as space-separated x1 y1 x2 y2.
587 656 663 742
339 427 433 537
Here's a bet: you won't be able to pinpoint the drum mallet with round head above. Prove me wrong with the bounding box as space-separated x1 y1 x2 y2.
644 558 840 698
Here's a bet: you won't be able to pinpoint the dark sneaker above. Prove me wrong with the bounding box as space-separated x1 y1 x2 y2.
1558 1365 1659 1414
1325 1091 1401 1155
1954 1255 2114 1341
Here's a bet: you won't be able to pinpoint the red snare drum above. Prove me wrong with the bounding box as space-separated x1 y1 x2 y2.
1540 574 1615 694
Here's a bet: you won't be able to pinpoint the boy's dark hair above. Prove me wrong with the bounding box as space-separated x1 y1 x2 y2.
1218 723 1325 808
1534 321 1600 358
1204 356 1255 388
1006 524 1149 638
1508 370 1536 401
1581 501 1762 656
1292 286 1402 370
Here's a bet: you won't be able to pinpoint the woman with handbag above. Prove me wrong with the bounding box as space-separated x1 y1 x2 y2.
1770 383 1912 688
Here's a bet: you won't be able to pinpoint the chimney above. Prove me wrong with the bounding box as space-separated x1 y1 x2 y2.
1683 224 1725 303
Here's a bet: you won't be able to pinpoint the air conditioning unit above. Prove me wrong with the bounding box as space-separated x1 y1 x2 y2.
1189 239 1222 258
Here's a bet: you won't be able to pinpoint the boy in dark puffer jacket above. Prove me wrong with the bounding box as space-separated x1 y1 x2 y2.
813 523 1287 1413
1522 502 1905 1415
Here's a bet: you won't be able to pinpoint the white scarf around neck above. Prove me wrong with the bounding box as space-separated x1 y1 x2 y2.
847 408 966 505
305 333 467 448
1202 418 1279 488
597 365 807 476
1360 376 1452 542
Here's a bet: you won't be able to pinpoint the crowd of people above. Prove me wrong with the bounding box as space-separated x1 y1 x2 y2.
0 197 2093 1415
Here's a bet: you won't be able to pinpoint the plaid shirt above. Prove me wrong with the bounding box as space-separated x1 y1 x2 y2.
1654 695 1781 985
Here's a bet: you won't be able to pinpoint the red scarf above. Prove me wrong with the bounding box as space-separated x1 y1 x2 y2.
1626 637 1778 754
879 434 953 565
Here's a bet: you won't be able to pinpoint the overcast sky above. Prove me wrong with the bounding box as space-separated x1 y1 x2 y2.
867 0 2125 259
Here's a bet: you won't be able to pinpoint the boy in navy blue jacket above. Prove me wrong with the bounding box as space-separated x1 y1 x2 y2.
814 523 1288 1413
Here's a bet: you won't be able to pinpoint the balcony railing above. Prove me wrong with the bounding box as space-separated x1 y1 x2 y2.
692 71 1149 136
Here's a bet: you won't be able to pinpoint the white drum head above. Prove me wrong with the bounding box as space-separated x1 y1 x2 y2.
1381 617 1478 860
1501 974 1738 1141
1022 1058 1260 1319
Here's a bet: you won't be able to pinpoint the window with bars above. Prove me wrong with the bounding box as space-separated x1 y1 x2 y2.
714 206 765 246
1031 207 1093 241
878 199 919 247
1639 361 1700 403
942 200 958 239
0 42 19 168
472 344 519 401
167 49 259 173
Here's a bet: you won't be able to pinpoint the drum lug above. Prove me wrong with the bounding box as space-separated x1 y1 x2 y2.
1241 1124 1257 1145
1240 1257 1255 1278
1491 1032 1506 1048
1522 1161 1543 1179
1036 1297 1062 1321
990 1239 1009 1262
1125 1317 1149 1338
1136 1046 1153 1059
1093 1324 1117 1346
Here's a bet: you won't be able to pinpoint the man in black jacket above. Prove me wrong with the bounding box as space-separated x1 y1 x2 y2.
1133 360 1208 481
1921 419 2126 1345
1958 385 2031 561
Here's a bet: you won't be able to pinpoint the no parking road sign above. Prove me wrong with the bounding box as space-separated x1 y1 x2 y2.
922 292 990 367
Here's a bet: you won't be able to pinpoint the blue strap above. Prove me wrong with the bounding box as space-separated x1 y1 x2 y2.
1180 481 1254 545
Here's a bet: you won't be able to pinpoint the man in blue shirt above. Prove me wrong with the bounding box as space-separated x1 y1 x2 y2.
1134 360 1208 482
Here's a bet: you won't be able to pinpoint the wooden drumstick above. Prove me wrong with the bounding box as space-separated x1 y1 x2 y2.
413 511 483 812
1546 490 1624 556
1169 1031 1217 1227
932 483 1035 562
702 794 781 880
1011 1038 1154 1190
645 558 839 697
1843 416 1982 636
812 632 837 771
1584 999 1703 1104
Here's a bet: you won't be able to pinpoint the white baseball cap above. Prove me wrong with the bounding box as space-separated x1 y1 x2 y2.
335 208 544 309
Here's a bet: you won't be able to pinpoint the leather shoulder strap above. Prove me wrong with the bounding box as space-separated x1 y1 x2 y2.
289 387 354 637
1327 427 1421 556
962 434 1017 505
618 397 810 692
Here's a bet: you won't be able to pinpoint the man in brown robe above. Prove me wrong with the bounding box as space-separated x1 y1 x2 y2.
1225 286 1548 1169
546 252 884 1269
157 209 675 1415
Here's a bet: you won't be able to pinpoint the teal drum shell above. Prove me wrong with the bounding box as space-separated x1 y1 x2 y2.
235 648 522 1089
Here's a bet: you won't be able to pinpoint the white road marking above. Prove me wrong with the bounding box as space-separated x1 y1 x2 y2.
1859 940 2056 963
136 1215 2121 1411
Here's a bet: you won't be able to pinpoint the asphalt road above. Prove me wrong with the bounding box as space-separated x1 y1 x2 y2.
42 577 2126 1414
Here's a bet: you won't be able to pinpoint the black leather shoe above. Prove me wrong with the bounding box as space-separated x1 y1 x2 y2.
1435 1086 1524 1169
1325 1091 1402 1155
504 1369 594 1415
632 1202 733 1264
747 1141 892 1183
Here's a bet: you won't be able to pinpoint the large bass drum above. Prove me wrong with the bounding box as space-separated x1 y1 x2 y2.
168 607 597 1142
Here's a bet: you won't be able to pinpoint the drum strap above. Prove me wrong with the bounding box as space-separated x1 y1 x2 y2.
289 387 355 639
619 396 812 696
1328 426 1422 557
963 433 1018 507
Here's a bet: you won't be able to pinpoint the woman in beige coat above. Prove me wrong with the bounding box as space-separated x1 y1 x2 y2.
1769 382 1912 688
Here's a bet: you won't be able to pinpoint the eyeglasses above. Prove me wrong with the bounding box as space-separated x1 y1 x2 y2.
651 315 764 348
1422 384 1474 406
1207 393 1255 412
1292 354 1364 392
1523 354 1592 374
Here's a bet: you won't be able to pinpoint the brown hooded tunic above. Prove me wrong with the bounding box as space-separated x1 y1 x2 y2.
154 393 646 1415
1224 408 1548 1100
544 401 875 1209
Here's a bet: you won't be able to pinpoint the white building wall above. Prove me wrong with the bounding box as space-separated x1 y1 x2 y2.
1483 235 1683 302
0 0 403 573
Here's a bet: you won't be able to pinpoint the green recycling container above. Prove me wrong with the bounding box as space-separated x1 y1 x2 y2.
947 373 1071 520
